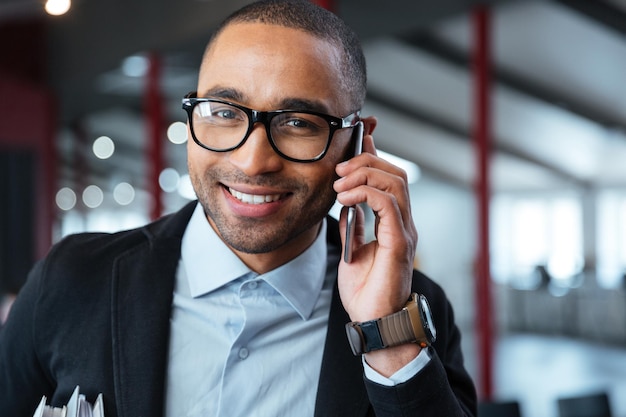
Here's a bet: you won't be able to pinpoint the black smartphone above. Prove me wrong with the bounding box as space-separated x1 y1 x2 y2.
343 121 364 263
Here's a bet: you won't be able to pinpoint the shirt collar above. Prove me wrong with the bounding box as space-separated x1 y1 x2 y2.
261 220 327 320
181 202 328 320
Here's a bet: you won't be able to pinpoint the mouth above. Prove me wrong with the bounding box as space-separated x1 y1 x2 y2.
228 187 286 205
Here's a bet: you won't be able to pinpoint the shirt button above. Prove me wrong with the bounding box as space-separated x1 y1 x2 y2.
248 281 258 290
238 347 249 360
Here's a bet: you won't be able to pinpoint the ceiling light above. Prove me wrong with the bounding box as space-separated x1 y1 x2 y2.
45 0 71 16
378 150 421 184
121 55 148 77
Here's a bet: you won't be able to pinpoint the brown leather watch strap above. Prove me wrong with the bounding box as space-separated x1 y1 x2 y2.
378 308 415 347
345 293 434 355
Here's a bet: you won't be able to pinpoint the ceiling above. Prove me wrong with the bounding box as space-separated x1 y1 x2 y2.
3 0 626 212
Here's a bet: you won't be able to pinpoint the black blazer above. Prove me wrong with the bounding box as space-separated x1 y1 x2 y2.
0 202 476 417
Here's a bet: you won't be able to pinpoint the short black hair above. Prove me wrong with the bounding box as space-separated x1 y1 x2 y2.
206 0 367 112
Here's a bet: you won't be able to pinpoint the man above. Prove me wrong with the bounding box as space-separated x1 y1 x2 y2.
0 1 476 416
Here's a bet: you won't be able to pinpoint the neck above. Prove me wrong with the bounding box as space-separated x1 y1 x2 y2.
218 221 323 275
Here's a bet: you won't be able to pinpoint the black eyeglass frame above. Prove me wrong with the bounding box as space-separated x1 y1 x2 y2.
181 92 361 163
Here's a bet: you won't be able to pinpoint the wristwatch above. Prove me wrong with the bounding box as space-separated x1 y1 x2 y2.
345 293 436 356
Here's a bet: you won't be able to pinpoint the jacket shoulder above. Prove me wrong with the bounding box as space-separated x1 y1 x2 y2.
46 201 196 267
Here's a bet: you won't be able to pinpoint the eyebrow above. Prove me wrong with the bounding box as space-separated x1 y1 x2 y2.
199 87 245 103
198 86 332 114
278 98 331 114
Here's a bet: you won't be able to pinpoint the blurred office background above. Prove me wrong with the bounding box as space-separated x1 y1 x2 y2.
2 0 626 416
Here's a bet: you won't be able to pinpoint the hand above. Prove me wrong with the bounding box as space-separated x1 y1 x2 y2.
334 131 418 321
334 128 420 375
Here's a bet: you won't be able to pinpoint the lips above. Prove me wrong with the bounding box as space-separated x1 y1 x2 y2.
228 187 284 204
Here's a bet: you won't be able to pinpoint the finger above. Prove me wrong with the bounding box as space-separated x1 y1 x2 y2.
336 151 409 191
338 204 366 262
339 185 416 256
334 136 417 255
361 133 377 156
335 165 413 230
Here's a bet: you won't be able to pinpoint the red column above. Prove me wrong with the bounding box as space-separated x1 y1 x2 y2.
311 0 335 11
473 5 494 400
145 53 164 221
0 19 54 259
39 95 56 258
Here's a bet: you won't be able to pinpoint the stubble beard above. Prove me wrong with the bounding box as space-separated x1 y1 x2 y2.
190 166 337 255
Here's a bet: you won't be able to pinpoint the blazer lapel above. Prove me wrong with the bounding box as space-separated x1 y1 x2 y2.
110 203 195 417
315 285 370 417
315 219 370 417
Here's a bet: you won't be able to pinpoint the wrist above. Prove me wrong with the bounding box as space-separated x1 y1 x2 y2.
364 344 431 382
345 293 436 356
364 343 423 378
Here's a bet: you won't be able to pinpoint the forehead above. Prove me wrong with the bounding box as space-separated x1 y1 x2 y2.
198 22 349 113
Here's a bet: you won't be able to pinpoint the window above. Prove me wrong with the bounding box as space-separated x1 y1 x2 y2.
491 194 583 289
597 191 626 288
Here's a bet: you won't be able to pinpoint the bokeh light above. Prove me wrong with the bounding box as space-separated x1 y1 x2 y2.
159 168 180 193
55 187 77 211
113 182 135 206
167 121 188 144
93 136 115 159
82 185 104 208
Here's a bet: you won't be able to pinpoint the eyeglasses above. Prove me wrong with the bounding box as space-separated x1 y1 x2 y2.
182 93 360 163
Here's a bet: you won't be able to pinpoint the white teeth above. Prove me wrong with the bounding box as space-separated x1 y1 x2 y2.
229 187 282 204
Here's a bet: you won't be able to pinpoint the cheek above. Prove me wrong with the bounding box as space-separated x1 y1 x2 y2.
301 163 339 196
187 143 215 172
187 146 220 196
307 140 352 187
328 132 353 164
186 139 198 166
186 150 201 182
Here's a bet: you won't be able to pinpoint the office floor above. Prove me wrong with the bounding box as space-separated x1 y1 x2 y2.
475 333 626 417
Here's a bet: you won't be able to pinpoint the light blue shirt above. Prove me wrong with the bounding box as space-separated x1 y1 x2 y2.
165 203 429 417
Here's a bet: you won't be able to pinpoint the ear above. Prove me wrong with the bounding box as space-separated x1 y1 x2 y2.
361 115 377 136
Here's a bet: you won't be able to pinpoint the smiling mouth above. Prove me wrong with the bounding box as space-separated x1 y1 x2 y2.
228 187 285 204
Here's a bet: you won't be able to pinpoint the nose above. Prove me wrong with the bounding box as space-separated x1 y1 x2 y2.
228 124 283 176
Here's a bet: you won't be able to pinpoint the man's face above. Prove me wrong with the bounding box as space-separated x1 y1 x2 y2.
188 22 355 268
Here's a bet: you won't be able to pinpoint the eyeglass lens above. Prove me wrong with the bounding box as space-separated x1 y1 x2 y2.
191 101 331 161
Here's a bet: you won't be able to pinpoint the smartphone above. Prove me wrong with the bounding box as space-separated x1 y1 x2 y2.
343 121 364 263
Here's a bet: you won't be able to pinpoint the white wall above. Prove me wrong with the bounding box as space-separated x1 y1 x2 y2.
409 175 477 329
408 175 479 379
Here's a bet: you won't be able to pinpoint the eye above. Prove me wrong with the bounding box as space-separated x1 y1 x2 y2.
195 102 247 127
214 108 239 120
286 118 314 129
277 113 326 135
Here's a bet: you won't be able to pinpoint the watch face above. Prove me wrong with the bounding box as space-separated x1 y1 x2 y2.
419 294 437 342
346 323 364 355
